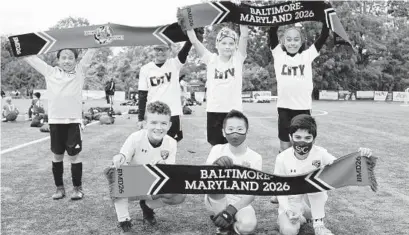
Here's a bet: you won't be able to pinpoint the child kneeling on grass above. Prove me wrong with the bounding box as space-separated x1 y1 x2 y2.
111 101 185 234
273 114 373 235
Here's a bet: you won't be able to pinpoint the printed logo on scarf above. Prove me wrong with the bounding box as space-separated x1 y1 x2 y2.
84 26 124 45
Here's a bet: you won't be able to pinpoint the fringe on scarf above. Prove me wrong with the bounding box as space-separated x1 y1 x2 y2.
366 156 378 192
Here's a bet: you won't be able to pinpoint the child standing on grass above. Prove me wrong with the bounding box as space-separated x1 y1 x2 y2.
268 22 329 153
182 22 249 146
273 114 373 235
24 48 95 200
111 101 185 234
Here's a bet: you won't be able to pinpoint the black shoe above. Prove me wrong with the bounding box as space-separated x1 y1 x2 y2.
139 200 157 226
118 219 133 234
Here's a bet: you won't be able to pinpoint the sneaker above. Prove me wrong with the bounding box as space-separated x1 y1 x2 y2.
216 227 230 235
70 186 84 200
118 219 134 234
314 224 334 235
139 200 157 225
270 196 278 204
52 186 65 200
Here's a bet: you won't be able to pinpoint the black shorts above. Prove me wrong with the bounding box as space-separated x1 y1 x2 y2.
167 115 183 142
278 108 311 142
207 112 228 146
49 123 82 156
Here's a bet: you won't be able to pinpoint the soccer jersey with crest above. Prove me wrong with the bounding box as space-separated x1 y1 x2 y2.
138 58 183 116
120 129 177 165
24 50 95 124
274 145 335 214
272 45 319 110
206 144 262 200
202 51 246 113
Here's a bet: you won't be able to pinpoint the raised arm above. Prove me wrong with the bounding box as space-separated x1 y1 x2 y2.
186 29 210 59
238 25 249 57
268 26 279 50
313 23 329 51
79 49 97 69
178 28 205 64
23 56 54 77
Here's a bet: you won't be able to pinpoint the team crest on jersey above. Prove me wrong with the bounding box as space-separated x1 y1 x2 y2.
84 26 124 45
242 161 251 168
161 150 169 160
312 160 321 168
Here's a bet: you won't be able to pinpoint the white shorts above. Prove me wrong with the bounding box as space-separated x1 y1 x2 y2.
204 194 254 215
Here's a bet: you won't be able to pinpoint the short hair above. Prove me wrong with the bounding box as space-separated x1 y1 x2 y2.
289 114 317 138
223 109 249 130
145 101 171 118
57 49 78 59
5 96 12 102
34 92 41 99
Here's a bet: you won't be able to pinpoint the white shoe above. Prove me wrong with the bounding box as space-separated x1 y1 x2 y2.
314 225 334 235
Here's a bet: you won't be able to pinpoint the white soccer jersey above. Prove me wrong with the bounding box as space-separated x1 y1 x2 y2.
202 51 246 113
272 45 319 110
120 129 177 165
24 50 95 124
206 144 262 200
274 145 336 214
138 58 184 116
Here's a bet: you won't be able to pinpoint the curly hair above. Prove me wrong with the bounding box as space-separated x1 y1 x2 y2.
146 101 172 117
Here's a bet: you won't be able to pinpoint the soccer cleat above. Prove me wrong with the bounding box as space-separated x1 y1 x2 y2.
118 219 134 234
52 186 65 200
70 186 84 200
216 227 230 235
314 225 334 235
139 200 157 225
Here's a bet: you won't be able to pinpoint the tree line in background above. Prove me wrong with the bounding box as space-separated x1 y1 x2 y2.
1 1 409 97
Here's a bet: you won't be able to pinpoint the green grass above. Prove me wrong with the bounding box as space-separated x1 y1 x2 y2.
1 100 409 235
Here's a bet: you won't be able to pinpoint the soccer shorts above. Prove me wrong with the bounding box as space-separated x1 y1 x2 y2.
277 108 311 142
167 115 183 142
50 123 82 156
207 112 228 146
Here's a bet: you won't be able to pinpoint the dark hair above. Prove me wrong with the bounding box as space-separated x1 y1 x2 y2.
289 114 317 138
57 49 78 59
145 101 171 118
223 109 249 130
34 92 41 99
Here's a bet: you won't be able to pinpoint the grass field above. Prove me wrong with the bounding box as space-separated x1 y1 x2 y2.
1 99 409 235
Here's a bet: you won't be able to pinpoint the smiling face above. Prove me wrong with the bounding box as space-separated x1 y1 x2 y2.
283 28 302 54
216 37 236 58
153 46 170 64
145 112 171 142
57 49 76 72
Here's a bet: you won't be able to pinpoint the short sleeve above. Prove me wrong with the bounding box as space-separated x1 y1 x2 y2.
166 139 177 164
172 57 184 70
201 50 214 65
253 155 262 171
321 149 336 166
271 44 284 57
205 145 220 165
305 44 319 62
273 155 286 175
138 66 149 91
119 132 138 163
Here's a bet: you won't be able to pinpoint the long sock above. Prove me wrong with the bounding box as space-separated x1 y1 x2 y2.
71 162 83 187
52 161 64 187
